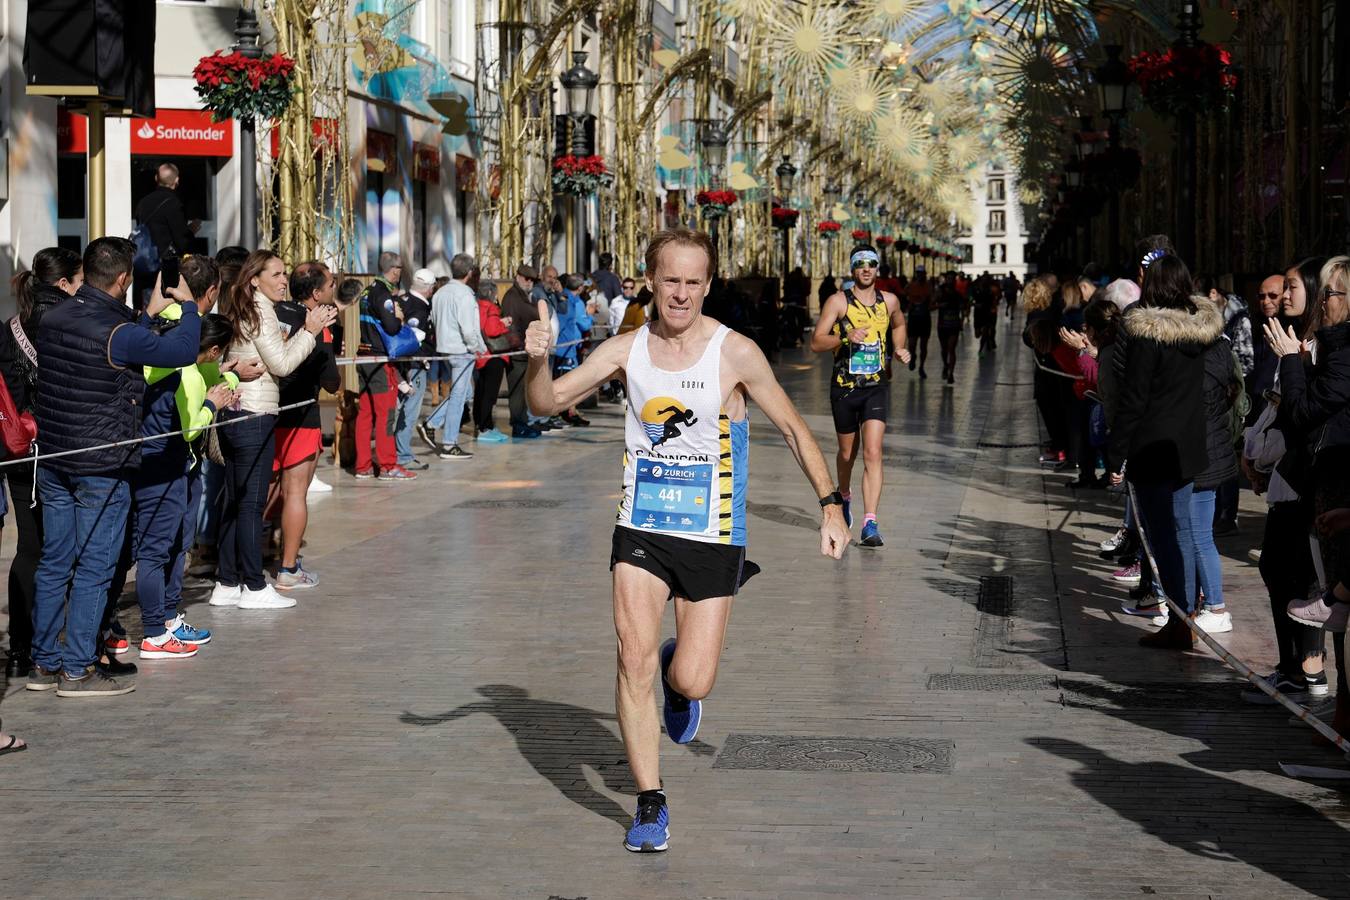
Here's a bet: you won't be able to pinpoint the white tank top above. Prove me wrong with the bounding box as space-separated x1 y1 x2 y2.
617 324 748 545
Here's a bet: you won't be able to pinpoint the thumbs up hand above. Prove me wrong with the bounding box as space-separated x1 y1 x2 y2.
525 319 552 359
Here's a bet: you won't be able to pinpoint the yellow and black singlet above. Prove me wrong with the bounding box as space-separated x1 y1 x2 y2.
832 289 891 389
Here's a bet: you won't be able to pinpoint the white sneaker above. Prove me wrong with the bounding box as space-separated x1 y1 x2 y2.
1099 528 1127 553
237 585 297 610
1195 608 1233 634
275 565 319 591
308 476 333 494
208 583 242 607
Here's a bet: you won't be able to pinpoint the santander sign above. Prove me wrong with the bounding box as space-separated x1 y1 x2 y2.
130 109 234 157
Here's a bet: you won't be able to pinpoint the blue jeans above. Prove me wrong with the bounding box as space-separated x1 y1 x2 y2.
31 468 132 674
1189 488 1224 609
395 365 429 464
217 411 276 591
196 457 226 549
427 353 476 444
1134 479 1198 616
132 460 190 637
167 462 203 621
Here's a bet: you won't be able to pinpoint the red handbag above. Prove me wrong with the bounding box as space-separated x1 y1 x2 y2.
0 371 36 458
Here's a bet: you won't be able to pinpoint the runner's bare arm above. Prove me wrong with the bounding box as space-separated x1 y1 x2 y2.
886 293 911 363
808 293 848 353
524 320 628 415
725 334 850 559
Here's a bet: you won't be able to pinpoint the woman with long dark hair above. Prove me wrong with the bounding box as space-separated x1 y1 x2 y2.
1267 256 1350 735
0 247 81 678
1108 253 1224 649
210 251 334 611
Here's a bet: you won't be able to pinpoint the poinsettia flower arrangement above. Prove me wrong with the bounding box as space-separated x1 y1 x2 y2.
696 189 738 219
771 206 800 228
1129 43 1237 118
816 220 842 237
875 235 895 247
850 229 871 242
552 155 613 196
193 51 296 122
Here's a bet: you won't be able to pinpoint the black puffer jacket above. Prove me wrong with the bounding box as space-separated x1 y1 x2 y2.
1109 296 1225 484
0 280 67 413
1195 337 1240 490
1277 320 1350 465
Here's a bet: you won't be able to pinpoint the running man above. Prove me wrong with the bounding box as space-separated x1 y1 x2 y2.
809 244 910 547
524 228 850 854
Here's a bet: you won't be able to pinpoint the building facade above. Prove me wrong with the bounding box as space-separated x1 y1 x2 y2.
958 162 1030 279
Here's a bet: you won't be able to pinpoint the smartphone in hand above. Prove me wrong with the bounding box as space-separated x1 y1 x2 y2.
161 255 181 291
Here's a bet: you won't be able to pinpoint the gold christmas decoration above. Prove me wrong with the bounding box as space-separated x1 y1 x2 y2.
862 0 924 29
876 107 930 163
765 0 844 84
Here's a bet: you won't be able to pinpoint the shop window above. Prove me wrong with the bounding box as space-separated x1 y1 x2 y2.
366 169 400 272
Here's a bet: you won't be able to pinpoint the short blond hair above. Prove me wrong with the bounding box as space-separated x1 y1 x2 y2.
644 228 717 282
1022 276 1053 314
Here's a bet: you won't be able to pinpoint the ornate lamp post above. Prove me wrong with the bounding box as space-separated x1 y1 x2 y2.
823 182 842 276
701 122 730 270
233 3 263 249
1095 44 1133 269
1174 2 1203 264
559 51 599 272
776 155 797 291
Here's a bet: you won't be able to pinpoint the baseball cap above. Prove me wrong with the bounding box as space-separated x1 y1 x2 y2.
412 267 437 286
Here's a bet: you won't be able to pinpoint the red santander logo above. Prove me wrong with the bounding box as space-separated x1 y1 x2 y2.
130 109 234 157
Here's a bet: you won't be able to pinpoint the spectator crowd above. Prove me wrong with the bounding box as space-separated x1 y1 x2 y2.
1019 232 1349 749
0 209 648 755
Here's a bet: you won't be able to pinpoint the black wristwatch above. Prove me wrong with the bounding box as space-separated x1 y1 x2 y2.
819 491 845 508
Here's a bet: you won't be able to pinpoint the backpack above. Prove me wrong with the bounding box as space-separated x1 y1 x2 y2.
130 195 173 275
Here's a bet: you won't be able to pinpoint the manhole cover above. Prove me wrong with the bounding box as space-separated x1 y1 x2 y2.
927 673 1060 691
713 734 953 774
454 498 564 509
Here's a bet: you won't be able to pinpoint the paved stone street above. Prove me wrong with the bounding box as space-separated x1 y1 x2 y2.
2 318 1348 899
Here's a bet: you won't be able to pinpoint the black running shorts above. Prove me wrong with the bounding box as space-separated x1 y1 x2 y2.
611 527 759 601
829 383 890 435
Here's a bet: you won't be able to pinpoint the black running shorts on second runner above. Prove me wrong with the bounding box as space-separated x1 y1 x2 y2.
829 383 890 434
611 527 760 601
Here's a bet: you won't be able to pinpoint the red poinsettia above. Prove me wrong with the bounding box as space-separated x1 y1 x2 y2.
193 51 296 121
552 155 613 196
875 235 895 247
1128 42 1237 118
696 190 738 207
771 206 800 228
850 229 870 241
816 220 842 235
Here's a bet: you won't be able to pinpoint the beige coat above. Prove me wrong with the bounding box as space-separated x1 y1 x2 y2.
227 291 316 414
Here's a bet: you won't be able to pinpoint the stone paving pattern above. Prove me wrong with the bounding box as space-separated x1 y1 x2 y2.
2 318 1348 899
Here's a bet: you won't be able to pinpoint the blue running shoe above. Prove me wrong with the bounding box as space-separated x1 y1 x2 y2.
860 521 884 547
841 497 852 528
624 791 670 852
659 638 701 744
170 617 211 645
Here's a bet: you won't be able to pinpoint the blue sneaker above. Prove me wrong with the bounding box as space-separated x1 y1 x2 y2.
860 521 884 547
477 429 509 444
659 638 701 744
841 497 852 528
169 617 211 645
624 792 670 853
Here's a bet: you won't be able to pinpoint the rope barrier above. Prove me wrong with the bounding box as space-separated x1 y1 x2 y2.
1126 480 1350 760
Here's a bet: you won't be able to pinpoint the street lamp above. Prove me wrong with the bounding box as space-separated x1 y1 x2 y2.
776 155 797 195
559 51 599 118
1074 115 1095 161
1095 45 1132 116
233 4 263 249
558 51 599 273
700 121 729 174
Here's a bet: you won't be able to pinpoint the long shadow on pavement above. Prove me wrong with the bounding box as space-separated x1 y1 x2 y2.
1031 737 1350 898
400 684 714 827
